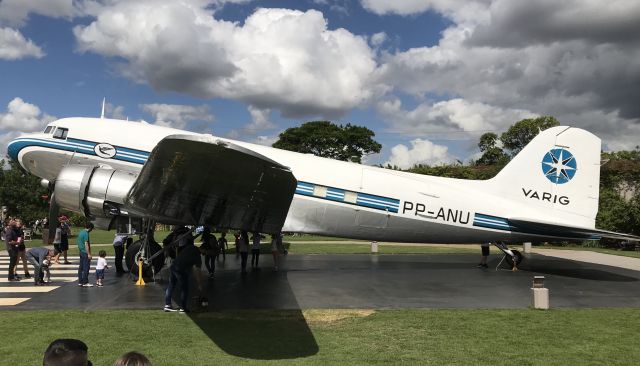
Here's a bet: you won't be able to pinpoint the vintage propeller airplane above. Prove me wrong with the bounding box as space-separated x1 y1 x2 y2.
7 114 638 277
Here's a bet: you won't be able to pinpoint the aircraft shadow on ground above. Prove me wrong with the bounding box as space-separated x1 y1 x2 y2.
185 270 319 360
516 259 639 282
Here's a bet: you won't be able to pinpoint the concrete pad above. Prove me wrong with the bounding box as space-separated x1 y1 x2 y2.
532 249 640 271
4 253 639 311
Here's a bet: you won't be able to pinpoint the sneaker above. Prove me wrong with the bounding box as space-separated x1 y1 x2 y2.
78 283 84 287
24 273 32 279
9 278 20 282
82 283 94 287
178 308 189 314
97 283 104 287
164 305 178 312
64 261 71 264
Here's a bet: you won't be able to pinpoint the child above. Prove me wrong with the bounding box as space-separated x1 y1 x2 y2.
41 259 51 283
95 250 109 287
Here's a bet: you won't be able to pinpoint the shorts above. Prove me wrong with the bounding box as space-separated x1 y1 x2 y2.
17 243 26 252
53 243 62 255
96 269 105 280
60 239 69 251
481 246 490 256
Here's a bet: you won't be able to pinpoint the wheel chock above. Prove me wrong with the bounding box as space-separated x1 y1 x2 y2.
135 259 145 286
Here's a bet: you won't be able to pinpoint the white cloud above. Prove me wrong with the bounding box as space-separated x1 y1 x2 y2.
0 0 77 28
74 4 378 118
251 135 279 146
384 138 455 169
370 32 387 47
0 97 55 132
104 103 126 120
0 27 44 60
374 0 640 151
140 103 214 130
376 97 536 137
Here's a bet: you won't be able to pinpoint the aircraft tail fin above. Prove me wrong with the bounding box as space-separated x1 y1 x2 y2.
488 126 601 229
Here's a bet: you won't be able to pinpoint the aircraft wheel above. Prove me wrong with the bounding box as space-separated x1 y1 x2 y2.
125 239 164 281
505 249 523 267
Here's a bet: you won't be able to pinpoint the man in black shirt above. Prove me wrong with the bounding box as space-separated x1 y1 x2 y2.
4 219 20 281
164 240 202 313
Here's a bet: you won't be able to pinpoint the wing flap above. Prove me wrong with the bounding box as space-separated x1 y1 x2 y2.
125 135 296 233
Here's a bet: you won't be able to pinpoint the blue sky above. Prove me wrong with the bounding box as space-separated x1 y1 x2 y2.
1 0 639 168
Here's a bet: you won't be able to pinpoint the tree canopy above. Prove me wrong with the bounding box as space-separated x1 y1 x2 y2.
272 121 382 163
0 159 49 224
499 116 560 156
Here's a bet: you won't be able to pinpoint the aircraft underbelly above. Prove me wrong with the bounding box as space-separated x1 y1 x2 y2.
283 195 501 243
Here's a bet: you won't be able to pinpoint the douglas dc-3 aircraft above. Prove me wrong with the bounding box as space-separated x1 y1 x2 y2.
7 116 638 276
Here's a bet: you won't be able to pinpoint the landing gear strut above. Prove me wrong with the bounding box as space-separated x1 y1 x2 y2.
124 219 164 282
494 242 523 271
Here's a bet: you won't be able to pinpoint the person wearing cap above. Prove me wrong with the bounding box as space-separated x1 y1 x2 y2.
43 338 91 366
59 216 72 264
26 246 55 285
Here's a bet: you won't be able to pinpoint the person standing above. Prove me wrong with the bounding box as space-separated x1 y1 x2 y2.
217 232 228 261
199 227 217 278
52 222 63 264
26 247 54 285
4 219 20 281
95 250 109 287
14 219 32 279
60 217 71 264
250 232 263 269
238 231 249 274
270 233 281 271
112 233 128 274
164 238 202 313
477 242 491 268
77 222 94 287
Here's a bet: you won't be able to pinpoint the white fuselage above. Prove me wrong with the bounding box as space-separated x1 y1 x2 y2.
8 118 579 243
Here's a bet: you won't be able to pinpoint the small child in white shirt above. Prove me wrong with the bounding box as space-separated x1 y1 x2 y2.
95 250 109 287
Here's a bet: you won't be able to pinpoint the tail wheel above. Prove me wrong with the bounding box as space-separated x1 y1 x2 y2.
505 249 523 267
125 239 164 281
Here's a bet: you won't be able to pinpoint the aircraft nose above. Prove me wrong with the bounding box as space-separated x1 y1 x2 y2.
7 137 21 161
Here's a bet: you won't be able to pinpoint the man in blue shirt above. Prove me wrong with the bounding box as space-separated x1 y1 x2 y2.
76 222 94 287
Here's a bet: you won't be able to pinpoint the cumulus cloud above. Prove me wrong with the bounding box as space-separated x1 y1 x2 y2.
0 97 56 160
468 0 640 47
140 103 214 130
373 0 640 150
104 102 126 120
384 138 456 169
376 98 536 137
370 32 387 47
0 0 78 28
0 97 56 132
74 3 378 118
0 27 44 60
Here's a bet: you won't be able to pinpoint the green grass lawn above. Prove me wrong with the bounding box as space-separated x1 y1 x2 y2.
1 309 638 365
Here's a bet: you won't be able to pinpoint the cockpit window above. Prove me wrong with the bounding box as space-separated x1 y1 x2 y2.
44 126 53 134
53 127 68 139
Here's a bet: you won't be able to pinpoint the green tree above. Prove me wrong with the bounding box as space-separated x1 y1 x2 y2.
500 116 560 156
273 121 382 163
0 159 49 224
476 132 508 165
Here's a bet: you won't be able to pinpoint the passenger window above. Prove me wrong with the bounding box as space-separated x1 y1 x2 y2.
44 126 53 134
53 127 68 139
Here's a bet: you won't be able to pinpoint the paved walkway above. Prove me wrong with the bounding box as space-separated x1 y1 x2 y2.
531 248 640 271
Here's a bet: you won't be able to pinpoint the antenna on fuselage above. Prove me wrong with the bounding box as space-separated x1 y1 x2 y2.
100 97 106 119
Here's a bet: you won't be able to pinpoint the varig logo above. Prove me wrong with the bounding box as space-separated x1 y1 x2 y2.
94 143 116 159
541 148 576 184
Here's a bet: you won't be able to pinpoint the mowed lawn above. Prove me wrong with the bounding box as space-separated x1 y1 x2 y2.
0 309 638 365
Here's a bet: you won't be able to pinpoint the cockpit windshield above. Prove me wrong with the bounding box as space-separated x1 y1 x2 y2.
53 127 68 139
44 126 53 134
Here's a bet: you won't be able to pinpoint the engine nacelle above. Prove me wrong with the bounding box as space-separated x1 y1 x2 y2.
54 165 138 221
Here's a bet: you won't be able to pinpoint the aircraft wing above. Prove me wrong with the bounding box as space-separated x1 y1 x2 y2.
124 135 297 234
508 218 640 241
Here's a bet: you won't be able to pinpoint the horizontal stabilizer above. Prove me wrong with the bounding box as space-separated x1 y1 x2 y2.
508 218 640 242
